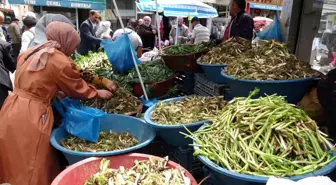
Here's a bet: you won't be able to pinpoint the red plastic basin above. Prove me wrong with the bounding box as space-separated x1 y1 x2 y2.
132 73 178 97
52 153 198 185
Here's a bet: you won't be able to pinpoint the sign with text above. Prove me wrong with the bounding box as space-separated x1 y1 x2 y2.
250 3 282 10
9 0 105 9
247 0 283 6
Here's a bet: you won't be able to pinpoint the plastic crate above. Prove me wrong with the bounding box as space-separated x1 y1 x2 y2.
170 146 204 178
194 74 228 96
203 167 223 185
136 136 174 157
175 72 196 95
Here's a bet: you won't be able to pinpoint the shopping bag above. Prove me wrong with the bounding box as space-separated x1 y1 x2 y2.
53 98 106 142
257 13 284 42
101 33 140 73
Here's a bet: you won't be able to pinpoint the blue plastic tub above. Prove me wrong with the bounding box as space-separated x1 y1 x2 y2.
197 59 227 84
50 114 156 164
221 72 314 104
194 125 336 185
144 97 209 147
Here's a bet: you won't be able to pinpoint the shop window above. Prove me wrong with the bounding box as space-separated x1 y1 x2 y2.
310 2 336 70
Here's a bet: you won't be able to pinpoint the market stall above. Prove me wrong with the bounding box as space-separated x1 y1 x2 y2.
43 1 336 185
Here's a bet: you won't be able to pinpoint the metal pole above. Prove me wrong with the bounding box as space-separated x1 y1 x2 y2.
112 0 149 100
76 8 79 31
155 0 161 50
135 1 138 20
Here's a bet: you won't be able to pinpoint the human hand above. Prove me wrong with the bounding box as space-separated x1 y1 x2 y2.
103 35 112 40
105 80 118 92
97 90 113 99
152 29 157 34
177 36 182 40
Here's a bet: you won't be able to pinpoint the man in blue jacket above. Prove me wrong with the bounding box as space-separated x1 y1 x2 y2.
77 10 102 55
222 0 254 41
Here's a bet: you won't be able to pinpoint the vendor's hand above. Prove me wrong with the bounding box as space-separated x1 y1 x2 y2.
103 35 112 40
177 36 182 40
105 80 118 92
152 29 157 34
56 91 66 100
97 90 113 100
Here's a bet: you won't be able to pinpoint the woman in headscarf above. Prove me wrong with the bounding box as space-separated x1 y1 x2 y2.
0 22 113 185
28 14 74 48
23 14 115 92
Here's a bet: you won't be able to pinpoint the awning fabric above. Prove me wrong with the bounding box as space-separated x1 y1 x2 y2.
8 0 105 10
250 3 282 11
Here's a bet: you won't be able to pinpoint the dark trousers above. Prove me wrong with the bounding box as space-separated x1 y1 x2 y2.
0 84 8 109
11 43 21 61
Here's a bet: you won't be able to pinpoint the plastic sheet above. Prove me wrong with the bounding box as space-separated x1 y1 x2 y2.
101 33 140 72
53 98 106 142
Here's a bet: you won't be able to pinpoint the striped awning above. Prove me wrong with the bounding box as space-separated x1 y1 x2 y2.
136 0 218 18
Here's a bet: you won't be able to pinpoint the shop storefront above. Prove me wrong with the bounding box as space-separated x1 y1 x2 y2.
8 0 105 30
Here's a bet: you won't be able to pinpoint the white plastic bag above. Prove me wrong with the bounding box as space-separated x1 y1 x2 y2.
267 176 336 185
139 47 159 62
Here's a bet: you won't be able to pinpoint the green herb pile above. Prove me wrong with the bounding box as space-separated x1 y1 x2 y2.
202 37 252 64
60 130 138 152
82 88 139 115
151 96 226 125
163 42 214 55
85 157 191 185
184 90 335 177
74 52 112 78
223 40 318 80
111 59 175 92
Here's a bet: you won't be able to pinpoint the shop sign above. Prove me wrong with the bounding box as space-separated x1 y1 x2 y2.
9 0 105 9
250 3 282 11
247 0 283 6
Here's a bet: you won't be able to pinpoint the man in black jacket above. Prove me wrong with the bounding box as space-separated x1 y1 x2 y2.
0 40 16 108
222 0 254 41
137 16 157 50
77 10 102 55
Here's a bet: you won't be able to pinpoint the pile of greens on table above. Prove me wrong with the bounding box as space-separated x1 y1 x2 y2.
163 41 215 55
151 96 227 125
82 87 140 115
85 157 191 185
60 130 138 152
222 40 319 80
111 59 175 92
201 37 319 80
75 52 174 96
184 89 335 177
74 52 113 78
201 37 252 65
